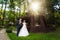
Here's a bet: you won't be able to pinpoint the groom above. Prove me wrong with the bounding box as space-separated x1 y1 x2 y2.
17 18 23 36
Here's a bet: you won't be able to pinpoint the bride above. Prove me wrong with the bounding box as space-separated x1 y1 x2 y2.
18 20 29 37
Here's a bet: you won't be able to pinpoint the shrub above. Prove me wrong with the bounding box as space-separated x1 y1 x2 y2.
6 27 12 33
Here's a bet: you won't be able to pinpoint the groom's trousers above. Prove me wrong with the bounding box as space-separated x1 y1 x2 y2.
17 25 20 36
17 24 23 36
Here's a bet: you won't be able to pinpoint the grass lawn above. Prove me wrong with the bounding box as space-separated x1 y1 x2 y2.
8 32 60 40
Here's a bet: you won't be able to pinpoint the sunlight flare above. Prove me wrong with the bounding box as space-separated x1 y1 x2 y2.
29 1 40 12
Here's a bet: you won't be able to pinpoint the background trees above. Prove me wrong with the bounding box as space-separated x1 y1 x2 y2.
46 0 60 26
0 0 60 32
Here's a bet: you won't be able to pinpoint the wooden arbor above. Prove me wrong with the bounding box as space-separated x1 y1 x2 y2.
30 14 47 32
24 0 47 32
24 12 47 33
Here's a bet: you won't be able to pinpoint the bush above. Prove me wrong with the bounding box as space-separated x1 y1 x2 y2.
6 27 12 33
11 26 16 31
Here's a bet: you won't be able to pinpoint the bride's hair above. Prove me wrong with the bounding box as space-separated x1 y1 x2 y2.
23 20 25 22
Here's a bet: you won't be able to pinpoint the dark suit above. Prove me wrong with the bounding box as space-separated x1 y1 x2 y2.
17 20 23 36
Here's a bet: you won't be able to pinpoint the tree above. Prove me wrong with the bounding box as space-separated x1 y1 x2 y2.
15 0 26 17
46 0 59 24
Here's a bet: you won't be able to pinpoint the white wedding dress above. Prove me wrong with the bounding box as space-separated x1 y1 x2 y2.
18 22 29 37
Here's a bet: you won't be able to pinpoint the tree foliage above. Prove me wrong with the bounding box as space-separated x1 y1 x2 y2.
46 0 59 25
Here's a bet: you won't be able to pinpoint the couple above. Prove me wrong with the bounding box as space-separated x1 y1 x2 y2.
17 18 29 37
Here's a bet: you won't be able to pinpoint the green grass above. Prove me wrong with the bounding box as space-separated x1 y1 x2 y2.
8 32 60 40
7 27 60 40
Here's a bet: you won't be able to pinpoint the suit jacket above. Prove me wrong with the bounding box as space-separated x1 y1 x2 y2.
17 20 23 30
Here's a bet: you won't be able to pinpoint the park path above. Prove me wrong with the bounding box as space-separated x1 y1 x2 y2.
0 29 10 40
